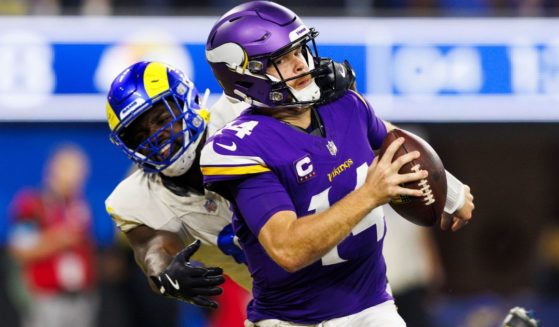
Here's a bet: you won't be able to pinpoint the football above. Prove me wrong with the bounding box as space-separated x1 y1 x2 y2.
378 129 447 227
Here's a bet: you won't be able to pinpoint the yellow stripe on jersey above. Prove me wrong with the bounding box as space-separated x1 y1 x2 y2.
106 205 140 233
105 205 124 224
201 165 270 176
143 62 170 98
106 103 120 130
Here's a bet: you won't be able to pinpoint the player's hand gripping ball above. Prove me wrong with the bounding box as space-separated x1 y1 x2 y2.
379 129 447 226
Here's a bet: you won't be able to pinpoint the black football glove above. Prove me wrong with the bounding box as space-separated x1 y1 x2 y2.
501 307 539 327
150 240 225 309
314 58 356 105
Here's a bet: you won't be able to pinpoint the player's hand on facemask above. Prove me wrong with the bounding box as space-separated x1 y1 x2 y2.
150 240 225 309
315 58 356 104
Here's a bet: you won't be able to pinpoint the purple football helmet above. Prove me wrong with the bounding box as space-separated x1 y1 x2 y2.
206 1 322 108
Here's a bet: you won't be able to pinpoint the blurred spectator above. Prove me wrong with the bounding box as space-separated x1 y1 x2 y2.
7 144 98 327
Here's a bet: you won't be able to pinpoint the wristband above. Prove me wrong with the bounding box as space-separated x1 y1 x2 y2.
444 170 465 214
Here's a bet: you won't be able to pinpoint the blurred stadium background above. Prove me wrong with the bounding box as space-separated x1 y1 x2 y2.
1 0 559 326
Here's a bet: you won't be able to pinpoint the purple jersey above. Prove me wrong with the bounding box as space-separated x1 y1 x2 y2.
201 91 390 324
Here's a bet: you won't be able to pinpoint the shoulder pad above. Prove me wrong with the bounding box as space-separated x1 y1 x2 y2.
201 118 270 182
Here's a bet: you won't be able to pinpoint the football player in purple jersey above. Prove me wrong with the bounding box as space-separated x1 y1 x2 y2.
103 39 356 309
201 1 475 326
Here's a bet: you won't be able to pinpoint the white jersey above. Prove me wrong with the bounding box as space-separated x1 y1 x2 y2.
207 94 249 136
106 170 230 244
105 93 251 290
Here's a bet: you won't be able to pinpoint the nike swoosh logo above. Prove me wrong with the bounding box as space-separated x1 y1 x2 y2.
338 65 346 78
164 274 180 291
216 142 237 151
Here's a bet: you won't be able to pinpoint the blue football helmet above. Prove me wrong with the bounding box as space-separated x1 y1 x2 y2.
106 61 209 176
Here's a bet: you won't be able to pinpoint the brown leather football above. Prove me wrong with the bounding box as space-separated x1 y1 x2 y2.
378 129 447 226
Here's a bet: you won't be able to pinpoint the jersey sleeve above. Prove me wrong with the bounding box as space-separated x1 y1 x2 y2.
105 203 141 233
104 172 153 233
229 172 295 237
201 120 271 188
348 90 387 150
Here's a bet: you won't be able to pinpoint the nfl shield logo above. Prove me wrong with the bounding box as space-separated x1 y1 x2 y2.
204 199 218 213
326 140 337 156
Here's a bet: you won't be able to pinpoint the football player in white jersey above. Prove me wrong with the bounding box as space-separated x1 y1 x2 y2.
104 57 357 308
105 61 243 308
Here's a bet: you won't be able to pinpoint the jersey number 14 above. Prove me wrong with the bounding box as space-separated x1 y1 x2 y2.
308 162 385 266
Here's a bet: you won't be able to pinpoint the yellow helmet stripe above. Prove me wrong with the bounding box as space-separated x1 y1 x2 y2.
201 165 270 176
106 102 120 130
198 108 210 123
143 62 170 98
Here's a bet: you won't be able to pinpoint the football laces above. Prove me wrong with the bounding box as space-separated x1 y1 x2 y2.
411 164 435 205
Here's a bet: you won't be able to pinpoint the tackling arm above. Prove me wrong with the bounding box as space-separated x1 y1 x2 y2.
126 225 183 284
126 225 225 308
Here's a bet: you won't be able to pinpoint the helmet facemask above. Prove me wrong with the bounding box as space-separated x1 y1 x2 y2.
107 62 208 177
263 32 322 108
112 86 206 176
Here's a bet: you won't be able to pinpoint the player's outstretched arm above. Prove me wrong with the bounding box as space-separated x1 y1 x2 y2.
258 138 427 273
126 225 225 308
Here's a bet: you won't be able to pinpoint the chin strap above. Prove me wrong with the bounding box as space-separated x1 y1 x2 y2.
266 71 321 106
288 80 321 103
161 134 202 177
